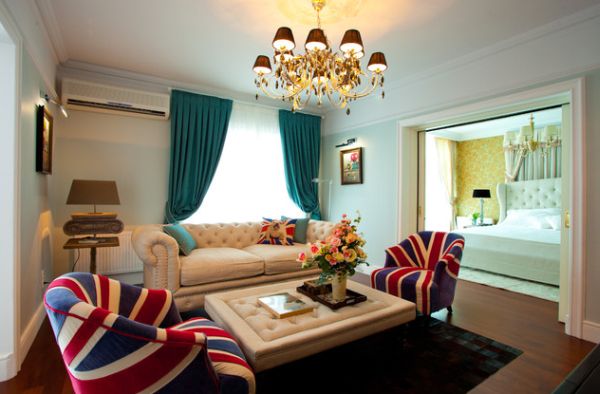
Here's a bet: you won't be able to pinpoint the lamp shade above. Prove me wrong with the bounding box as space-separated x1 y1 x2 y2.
66 180 120 205
367 52 387 72
253 55 272 75
340 29 363 54
305 28 328 51
472 189 491 198
272 27 295 51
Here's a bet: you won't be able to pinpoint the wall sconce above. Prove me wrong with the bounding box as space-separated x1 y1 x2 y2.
335 138 356 148
40 90 69 118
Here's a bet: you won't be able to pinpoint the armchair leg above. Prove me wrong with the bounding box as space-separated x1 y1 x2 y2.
447 306 453 314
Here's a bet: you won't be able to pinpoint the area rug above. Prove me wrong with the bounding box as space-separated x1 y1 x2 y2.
254 317 522 394
459 267 559 302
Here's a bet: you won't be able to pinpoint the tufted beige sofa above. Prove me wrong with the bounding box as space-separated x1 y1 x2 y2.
132 220 335 311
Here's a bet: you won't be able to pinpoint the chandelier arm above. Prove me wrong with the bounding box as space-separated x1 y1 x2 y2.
330 72 382 99
324 87 348 109
258 76 309 100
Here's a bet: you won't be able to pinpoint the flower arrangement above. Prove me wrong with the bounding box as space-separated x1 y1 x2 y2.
298 213 368 283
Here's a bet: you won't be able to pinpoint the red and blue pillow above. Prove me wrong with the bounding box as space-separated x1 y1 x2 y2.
257 218 297 245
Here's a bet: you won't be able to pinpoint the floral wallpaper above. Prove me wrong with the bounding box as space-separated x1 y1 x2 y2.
456 136 505 222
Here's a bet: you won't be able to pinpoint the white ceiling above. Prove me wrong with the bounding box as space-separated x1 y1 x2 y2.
429 107 562 141
40 0 600 108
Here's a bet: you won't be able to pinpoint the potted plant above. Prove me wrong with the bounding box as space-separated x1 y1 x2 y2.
298 213 368 301
472 212 480 225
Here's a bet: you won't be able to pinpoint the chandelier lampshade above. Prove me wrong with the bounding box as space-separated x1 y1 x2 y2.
340 29 363 54
305 28 328 51
367 52 387 73
253 0 388 114
272 27 296 51
253 55 272 75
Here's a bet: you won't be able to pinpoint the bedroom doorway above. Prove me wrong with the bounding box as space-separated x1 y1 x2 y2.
417 102 570 322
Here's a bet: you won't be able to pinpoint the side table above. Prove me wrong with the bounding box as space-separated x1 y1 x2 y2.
63 236 120 274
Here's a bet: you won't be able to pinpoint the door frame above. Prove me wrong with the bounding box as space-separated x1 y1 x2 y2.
396 78 586 338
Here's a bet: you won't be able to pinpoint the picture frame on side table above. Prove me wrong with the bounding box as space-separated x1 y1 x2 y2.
36 105 53 174
340 147 363 185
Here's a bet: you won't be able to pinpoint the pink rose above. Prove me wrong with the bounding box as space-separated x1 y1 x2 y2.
330 237 342 247
310 244 319 254
297 252 307 262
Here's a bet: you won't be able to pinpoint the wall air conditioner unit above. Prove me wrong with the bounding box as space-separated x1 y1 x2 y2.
62 79 170 120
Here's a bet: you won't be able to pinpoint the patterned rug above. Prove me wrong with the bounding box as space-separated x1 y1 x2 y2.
255 317 522 394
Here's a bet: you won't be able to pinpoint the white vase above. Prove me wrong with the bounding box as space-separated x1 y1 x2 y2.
331 272 348 302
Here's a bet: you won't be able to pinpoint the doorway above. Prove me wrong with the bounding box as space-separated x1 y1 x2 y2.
418 105 567 316
396 79 586 338
0 15 19 381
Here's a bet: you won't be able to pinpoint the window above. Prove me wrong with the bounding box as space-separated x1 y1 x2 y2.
185 102 304 223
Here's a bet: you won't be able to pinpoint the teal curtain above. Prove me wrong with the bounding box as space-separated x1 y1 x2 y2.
279 110 322 219
165 90 232 223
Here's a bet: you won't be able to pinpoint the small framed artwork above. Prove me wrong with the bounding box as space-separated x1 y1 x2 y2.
36 105 53 174
340 147 363 185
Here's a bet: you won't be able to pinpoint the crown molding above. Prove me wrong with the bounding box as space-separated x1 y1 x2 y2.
58 60 327 117
34 0 67 62
383 3 600 93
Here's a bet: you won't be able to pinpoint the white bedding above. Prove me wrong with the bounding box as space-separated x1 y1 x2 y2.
453 224 561 286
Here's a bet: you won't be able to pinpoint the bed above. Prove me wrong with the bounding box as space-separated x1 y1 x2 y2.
453 178 562 286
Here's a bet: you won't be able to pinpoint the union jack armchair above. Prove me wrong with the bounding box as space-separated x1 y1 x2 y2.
44 272 255 394
371 232 465 315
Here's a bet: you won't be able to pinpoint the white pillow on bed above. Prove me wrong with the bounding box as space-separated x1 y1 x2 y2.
501 209 558 229
546 215 561 231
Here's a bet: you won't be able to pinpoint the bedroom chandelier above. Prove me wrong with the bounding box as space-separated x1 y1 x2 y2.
511 114 561 157
252 0 387 114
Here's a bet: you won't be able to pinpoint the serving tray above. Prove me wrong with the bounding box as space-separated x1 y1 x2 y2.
296 283 367 310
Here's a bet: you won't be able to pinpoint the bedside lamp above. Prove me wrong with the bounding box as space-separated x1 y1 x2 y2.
64 179 124 238
472 189 491 225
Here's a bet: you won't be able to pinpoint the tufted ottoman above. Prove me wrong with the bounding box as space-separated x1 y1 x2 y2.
205 278 416 371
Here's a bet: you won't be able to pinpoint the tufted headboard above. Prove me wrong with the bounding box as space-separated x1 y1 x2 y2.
496 178 561 222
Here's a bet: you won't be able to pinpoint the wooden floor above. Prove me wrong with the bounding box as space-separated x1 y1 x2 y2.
0 277 594 394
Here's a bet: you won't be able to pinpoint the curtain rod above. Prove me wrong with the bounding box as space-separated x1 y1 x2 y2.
422 103 565 133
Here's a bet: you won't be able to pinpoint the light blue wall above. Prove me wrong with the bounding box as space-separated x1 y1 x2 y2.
321 120 398 267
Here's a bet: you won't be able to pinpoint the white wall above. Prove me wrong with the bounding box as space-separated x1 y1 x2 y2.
50 110 170 275
321 9 600 330
18 48 54 356
0 19 18 381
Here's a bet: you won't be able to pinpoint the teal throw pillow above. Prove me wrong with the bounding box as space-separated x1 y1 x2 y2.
164 223 197 256
282 216 309 244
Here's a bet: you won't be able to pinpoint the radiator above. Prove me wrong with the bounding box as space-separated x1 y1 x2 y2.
76 231 143 275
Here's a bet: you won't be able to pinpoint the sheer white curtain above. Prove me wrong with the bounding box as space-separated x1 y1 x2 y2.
185 102 304 223
425 134 453 232
434 137 457 230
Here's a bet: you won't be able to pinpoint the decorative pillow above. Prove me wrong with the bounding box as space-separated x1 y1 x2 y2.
546 215 561 231
164 223 197 256
257 218 297 245
281 216 309 244
501 209 554 229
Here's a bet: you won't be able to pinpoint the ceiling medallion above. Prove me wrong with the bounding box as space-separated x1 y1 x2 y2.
252 0 387 115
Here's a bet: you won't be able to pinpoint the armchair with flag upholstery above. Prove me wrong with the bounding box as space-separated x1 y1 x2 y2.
44 272 255 394
371 231 465 315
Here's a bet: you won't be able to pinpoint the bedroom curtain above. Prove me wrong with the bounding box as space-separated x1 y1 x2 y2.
279 110 322 219
434 137 458 230
164 90 233 223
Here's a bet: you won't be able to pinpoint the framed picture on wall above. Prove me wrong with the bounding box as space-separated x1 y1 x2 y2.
36 105 53 174
340 147 363 185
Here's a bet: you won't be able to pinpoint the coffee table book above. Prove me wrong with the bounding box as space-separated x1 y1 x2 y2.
257 293 314 319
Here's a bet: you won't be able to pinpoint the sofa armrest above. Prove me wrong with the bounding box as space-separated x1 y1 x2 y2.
132 225 181 293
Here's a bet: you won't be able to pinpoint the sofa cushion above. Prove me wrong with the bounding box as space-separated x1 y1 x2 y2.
164 223 197 256
282 216 309 244
243 244 310 275
181 248 264 286
257 218 297 245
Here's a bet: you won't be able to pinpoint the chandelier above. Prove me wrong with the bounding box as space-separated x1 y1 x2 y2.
252 0 387 115
505 114 561 157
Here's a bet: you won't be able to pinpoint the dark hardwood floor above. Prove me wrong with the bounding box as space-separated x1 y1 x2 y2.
0 277 594 394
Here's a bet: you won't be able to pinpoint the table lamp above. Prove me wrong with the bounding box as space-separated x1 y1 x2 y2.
472 189 491 225
64 179 123 238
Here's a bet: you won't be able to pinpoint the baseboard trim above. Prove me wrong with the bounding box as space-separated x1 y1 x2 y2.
582 320 600 343
0 352 17 382
19 303 46 364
